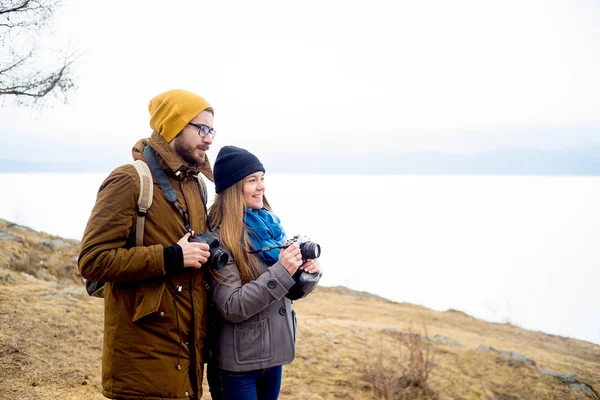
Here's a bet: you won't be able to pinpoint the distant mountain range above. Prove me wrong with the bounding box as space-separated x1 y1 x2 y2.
2 147 600 175
264 147 600 175
0 158 126 173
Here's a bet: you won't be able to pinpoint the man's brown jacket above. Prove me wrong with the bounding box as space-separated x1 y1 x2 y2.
78 132 213 400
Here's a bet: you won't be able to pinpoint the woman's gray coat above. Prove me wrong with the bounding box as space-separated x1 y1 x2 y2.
207 248 299 372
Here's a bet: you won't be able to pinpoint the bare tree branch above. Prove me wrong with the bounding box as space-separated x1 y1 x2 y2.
0 51 32 74
0 0 33 15
0 0 76 105
0 60 73 98
0 0 55 15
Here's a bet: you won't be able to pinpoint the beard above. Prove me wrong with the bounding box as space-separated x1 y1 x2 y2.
173 136 207 166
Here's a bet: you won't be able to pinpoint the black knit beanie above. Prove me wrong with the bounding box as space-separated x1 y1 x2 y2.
214 146 265 193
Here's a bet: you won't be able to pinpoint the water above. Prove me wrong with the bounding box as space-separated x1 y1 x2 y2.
2 172 599 345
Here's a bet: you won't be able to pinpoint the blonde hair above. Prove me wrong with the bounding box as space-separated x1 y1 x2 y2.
209 180 273 284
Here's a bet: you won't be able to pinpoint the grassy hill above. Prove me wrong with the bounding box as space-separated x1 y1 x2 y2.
1 218 599 400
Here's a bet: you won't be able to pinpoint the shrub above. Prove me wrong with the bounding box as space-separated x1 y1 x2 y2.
363 327 437 399
8 250 41 277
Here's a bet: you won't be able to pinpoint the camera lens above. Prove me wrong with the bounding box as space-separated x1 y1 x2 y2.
211 248 229 270
300 241 321 260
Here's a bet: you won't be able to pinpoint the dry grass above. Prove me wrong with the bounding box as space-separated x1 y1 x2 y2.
362 328 437 399
0 274 105 400
1 219 600 400
284 288 600 400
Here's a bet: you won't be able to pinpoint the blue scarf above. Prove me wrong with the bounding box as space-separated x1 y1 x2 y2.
244 208 286 265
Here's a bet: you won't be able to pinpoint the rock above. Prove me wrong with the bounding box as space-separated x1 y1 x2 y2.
540 370 577 384
2 274 16 283
40 293 61 299
477 345 536 366
0 231 23 243
574 383 597 398
62 286 84 296
37 238 73 249
431 334 461 348
5 221 36 233
539 370 599 399
382 327 403 336
500 351 536 366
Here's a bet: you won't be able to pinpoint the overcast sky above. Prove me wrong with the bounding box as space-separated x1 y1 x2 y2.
1 0 600 163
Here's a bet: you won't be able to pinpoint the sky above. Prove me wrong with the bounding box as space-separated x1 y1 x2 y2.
1 0 600 165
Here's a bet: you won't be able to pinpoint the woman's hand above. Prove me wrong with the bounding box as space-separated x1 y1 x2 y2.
279 243 303 275
300 259 321 274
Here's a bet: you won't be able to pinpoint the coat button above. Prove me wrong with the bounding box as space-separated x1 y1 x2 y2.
160 311 165 316
185 391 189 396
267 279 276 289
279 307 287 315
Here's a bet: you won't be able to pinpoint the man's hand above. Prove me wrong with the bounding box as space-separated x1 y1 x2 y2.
177 232 210 268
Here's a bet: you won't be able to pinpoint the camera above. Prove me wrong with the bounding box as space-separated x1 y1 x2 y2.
189 231 229 270
285 235 322 300
286 235 321 261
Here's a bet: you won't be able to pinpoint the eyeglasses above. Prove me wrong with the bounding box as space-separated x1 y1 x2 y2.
188 122 217 139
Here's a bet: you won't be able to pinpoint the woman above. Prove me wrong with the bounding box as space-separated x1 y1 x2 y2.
206 145 321 400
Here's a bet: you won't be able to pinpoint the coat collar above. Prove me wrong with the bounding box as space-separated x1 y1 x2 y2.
132 132 214 182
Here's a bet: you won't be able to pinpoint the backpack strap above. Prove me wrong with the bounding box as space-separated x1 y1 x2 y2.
85 159 154 298
143 145 195 234
193 174 212 230
132 159 153 246
194 174 208 207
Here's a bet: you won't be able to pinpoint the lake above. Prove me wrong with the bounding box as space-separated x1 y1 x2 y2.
1 172 599 345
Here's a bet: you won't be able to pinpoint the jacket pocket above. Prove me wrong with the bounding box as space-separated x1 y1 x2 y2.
132 280 166 322
233 318 273 364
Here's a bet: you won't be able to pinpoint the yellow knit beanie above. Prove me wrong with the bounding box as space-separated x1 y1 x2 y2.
148 89 213 143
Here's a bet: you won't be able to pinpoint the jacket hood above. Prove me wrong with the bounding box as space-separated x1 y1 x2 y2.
132 131 214 182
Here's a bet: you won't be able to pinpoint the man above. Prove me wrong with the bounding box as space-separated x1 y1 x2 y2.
78 89 216 399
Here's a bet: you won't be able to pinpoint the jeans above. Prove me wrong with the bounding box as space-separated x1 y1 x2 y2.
214 365 283 400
